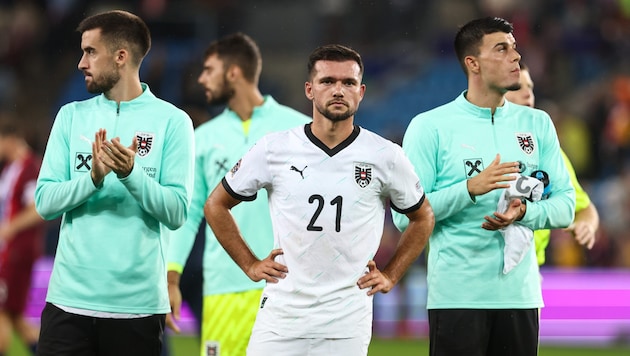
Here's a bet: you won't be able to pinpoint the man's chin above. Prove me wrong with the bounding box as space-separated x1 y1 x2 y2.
326 113 352 122
86 86 102 94
505 83 521 92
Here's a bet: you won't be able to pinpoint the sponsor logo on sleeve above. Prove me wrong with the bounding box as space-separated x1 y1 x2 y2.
230 159 242 177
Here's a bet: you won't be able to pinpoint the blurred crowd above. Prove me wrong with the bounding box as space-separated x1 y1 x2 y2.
1 0 630 268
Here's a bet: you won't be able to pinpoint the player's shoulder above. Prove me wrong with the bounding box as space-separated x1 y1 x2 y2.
270 100 309 117
56 97 100 124
62 95 99 111
357 126 403 152
407 100 456 130
506 100 549 117
268 123 305 140
194 111 232 133
145 95 191 122
261 97 311 125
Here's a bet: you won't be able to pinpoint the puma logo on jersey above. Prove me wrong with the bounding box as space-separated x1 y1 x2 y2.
461 143 476 151
290 165 307 179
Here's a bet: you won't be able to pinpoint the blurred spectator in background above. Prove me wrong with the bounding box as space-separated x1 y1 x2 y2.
603 76 630 172
0 117 45 356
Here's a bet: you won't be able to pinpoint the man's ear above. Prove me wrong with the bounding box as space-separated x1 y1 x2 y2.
226 64 240 82
115 49 128 67
304 81 313 100
465 55 479 75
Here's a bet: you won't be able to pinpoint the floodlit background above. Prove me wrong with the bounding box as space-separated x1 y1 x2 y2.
2 0 630 354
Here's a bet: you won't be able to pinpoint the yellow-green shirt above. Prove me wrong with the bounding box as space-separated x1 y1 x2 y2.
533 149 591 265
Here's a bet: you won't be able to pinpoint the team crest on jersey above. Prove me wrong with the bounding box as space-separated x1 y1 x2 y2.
204 341 219 356
354 163 373 188
516 133 535 154
135 132 154 157
230 159 242 177
75 152 92 172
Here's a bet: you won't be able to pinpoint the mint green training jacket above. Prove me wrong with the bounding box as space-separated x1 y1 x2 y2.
393 91 575 309
35 84 194 314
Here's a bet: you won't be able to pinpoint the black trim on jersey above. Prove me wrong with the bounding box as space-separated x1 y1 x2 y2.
304 123 361 157
221 177 257 202
391 193 425 214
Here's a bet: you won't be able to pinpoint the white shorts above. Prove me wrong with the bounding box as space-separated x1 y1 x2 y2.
247 328 370 356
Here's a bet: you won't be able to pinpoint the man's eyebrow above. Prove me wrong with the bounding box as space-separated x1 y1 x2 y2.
319 76 358 84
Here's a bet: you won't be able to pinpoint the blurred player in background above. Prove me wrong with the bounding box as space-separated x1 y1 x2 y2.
505 62 599 265
0 119 45 356
166 32 310 356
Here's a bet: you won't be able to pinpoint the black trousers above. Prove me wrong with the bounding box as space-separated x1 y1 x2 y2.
37 303 165 356
429 308 539 356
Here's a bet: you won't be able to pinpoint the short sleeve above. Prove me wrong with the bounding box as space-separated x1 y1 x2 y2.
223 137 272 201
388 144 425 214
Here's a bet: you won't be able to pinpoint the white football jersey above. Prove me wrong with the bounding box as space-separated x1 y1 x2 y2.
223 124 425 338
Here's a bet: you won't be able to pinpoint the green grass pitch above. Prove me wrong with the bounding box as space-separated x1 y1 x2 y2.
9 334 630 355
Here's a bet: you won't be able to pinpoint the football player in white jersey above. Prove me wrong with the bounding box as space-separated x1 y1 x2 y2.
204 44 435 356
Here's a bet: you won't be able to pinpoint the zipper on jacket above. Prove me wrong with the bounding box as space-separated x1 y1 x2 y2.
491 112 495 125
117 103 120 116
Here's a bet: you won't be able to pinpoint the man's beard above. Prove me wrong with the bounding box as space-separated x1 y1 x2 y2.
86 67 121 94
505 82 521 92
207 76 235 106
316 101 356 122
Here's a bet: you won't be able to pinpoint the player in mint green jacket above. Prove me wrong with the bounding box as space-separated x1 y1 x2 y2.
34 10 194 356
393 17 575 356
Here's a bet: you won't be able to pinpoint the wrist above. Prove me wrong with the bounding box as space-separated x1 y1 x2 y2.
117 166 133 179
91 171 103 188
516 198 527 221
167 270 181 286
466 180 477 202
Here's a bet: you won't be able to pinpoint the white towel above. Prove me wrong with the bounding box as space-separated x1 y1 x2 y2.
497 174 544 274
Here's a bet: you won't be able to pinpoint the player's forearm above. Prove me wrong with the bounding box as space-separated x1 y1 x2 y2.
3 204 44 239
167 270 181 286
35 173 98 220
120 166 191 230
575 203 599 232
383 201 434 284
205 203 258 275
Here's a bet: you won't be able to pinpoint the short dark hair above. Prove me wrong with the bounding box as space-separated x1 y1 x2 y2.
454 17 514 74
307 44 364 80
77 10 151 67
204 32 262 84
